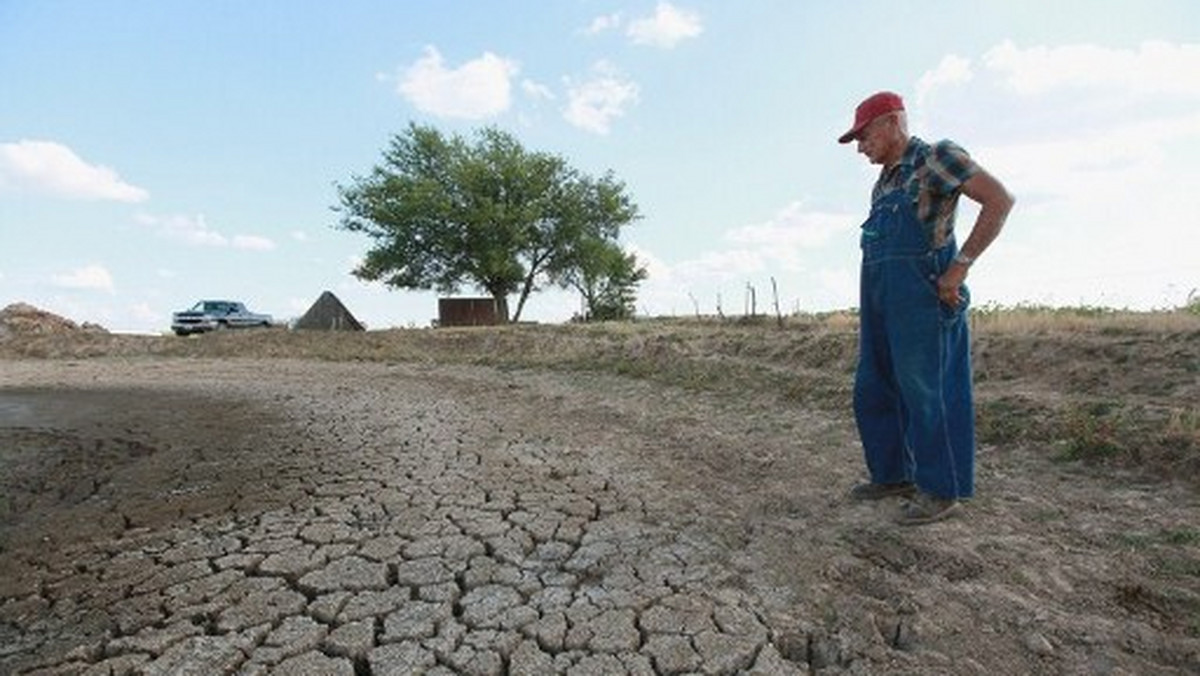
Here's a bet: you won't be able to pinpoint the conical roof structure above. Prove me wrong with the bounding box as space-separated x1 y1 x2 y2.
294 291 364 331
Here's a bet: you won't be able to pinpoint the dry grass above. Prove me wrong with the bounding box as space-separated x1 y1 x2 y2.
972 304 1200 334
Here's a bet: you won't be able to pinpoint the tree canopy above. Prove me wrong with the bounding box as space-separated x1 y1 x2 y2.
335 123 642 322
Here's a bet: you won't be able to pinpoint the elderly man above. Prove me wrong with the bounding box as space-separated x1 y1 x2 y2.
839 91 1014 525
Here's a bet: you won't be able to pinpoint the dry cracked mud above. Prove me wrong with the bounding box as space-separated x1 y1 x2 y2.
2 351 1198 675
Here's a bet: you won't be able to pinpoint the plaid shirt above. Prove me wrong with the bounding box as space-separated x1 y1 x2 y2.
871 136 980 249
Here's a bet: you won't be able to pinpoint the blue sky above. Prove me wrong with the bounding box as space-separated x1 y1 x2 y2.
2 1 1198 332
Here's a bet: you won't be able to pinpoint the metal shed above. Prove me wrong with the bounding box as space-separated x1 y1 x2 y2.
437 297 507 327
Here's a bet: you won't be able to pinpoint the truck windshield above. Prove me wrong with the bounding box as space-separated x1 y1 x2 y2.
190 302 230 313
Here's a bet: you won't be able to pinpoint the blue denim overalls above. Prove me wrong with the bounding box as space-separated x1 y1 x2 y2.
853 184 975 500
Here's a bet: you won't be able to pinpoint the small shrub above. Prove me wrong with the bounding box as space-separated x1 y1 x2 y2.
1183 289 1200 316
1057 401 1126 462
1162 528 1200 546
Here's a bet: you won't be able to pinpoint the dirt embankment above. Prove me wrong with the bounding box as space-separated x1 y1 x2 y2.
0 303 108 340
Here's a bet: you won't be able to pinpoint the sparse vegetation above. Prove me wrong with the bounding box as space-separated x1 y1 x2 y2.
1185 289 1200 316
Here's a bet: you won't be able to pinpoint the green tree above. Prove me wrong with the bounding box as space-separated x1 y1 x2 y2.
554 236 647 321
334 123 640 322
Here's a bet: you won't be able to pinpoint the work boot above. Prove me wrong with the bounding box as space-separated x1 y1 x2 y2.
849 481 916 501
897 492 960 526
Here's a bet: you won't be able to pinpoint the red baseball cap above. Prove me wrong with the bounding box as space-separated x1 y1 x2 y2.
838 91 905 144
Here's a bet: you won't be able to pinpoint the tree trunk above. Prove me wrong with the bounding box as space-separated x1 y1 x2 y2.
511 271 538 323
510 289 527 323
495 295 510 323
510 248 554 323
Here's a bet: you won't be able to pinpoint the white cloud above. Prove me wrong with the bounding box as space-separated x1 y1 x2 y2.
726 202 856 262
979 112 1200 206
52 264 115 293
626 2 703 49
137 212 276 250
232 235 276 251
584 12 622 35
626 243 669 280
138 212 227 246
563 62 639 134
676 249 766 280
398 46 518 119
984 39 1200 97
671 203 856 285
521 79 555 102
0 140 148 202
916 54 973 104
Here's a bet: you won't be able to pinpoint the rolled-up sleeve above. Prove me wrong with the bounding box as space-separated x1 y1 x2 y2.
927 140 980 195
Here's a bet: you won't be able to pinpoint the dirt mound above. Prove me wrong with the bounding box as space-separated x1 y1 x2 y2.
0 303 107 340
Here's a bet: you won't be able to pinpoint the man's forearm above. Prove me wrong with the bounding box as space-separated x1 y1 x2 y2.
957 170 1015 264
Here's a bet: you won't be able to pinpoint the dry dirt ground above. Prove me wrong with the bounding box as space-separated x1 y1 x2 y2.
1 310 1198 675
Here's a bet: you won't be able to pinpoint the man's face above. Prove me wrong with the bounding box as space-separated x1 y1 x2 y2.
855 113 896 165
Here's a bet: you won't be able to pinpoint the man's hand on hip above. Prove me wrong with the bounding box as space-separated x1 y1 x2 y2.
938 263 969 307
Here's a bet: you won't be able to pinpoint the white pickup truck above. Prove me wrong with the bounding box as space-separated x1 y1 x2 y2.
171 300 272 336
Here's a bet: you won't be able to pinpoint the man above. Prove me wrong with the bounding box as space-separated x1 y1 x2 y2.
838 91 1014 525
